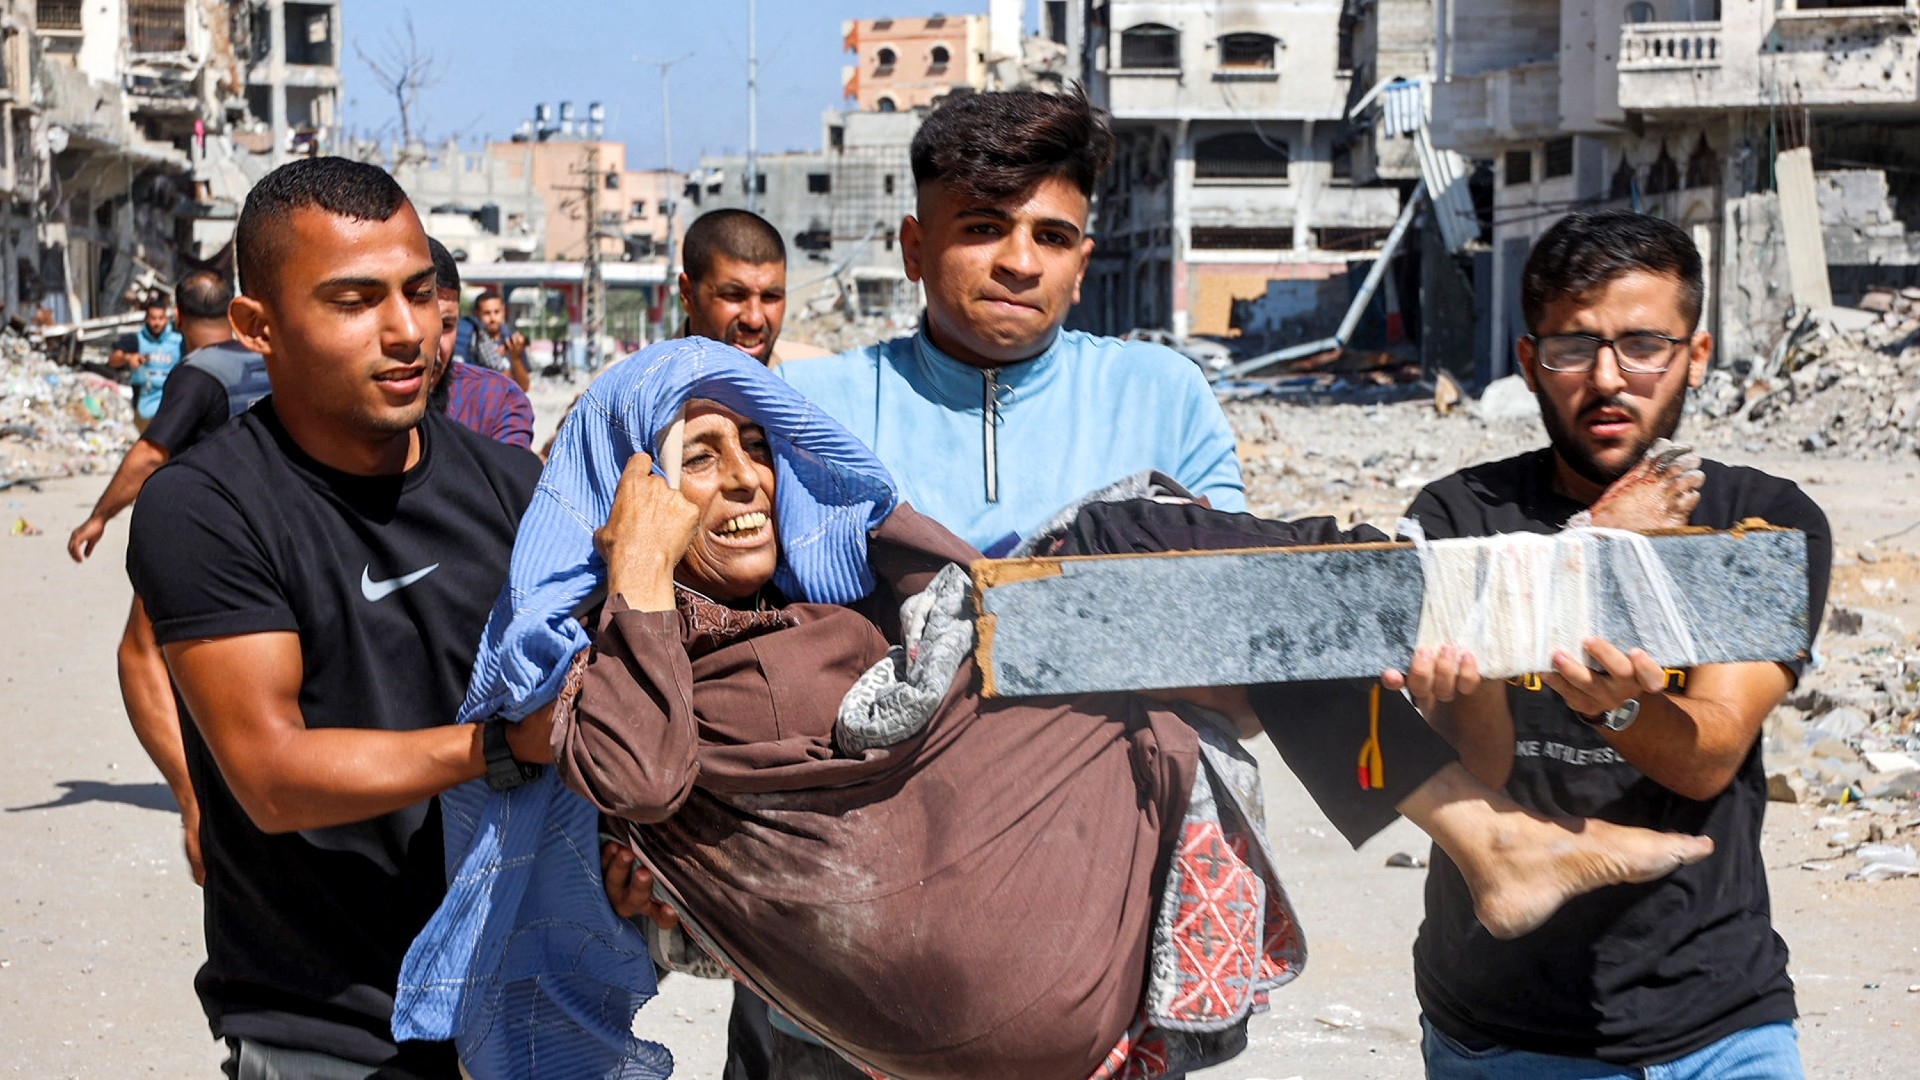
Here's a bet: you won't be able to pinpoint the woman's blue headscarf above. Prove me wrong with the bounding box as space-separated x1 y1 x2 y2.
395 339 897 1079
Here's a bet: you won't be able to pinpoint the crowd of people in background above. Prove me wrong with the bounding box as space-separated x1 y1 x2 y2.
62 87 1827 1080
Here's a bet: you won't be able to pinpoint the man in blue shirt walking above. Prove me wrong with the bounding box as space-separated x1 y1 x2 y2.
109 291 186 431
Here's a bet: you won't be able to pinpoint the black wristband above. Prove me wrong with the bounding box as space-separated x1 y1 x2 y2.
483 719 544 791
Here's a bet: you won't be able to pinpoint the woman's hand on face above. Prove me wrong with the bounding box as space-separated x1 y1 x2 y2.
595 451 700 611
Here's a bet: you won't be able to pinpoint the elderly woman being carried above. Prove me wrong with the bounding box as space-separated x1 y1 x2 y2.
535 375 1708 1078
397 341 1712 1080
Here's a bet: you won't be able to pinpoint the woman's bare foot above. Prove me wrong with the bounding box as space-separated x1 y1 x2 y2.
1583 439 1704 532
1399 764 1713 939
1457 814 1713 939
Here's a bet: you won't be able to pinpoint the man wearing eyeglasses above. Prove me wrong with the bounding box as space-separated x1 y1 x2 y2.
1396 211 1830 1079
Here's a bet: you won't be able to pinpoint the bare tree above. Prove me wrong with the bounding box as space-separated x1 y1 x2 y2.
354 13 445 160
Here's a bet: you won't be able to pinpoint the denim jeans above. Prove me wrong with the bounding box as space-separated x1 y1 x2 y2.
1421 1018 1803 1080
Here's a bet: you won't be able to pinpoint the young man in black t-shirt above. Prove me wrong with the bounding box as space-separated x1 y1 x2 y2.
1395 211 1831 1077
126 159 550 1080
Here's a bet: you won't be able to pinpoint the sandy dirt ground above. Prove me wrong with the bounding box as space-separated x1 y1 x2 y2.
2 400 1917 1077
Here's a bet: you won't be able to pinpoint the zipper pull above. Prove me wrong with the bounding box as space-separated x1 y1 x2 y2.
983 367 1000 504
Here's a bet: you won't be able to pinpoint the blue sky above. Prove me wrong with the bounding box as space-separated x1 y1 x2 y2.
339 1 1026 168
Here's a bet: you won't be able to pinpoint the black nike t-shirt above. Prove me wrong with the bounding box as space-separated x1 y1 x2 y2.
127 403 540 1073
1405 449 1831 1066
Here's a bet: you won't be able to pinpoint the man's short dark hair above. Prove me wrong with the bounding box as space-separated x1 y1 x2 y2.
910 87 1115 203
1521 211 1704 332
427 236 461 293
142 290 170 312
236 157 411 299
175 270 232 321
474 289 503 308
683 209 786 283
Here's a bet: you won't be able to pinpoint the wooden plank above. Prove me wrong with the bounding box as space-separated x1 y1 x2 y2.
973 526 1810 698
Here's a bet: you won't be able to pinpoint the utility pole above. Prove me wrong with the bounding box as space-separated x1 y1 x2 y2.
581 141 606 372
636 53 694 336
746 0 759 213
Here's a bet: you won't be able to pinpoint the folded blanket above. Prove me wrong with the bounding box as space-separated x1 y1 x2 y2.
394 339 898 1079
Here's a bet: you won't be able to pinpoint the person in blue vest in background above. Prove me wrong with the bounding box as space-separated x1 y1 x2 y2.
109 290 186 432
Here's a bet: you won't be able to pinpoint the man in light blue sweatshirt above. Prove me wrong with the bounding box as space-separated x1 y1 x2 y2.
747 86 1248 1080
779 89 1244 557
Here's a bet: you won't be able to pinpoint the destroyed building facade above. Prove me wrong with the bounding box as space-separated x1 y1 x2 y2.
689 108 924 324
1430 0 1920 378
1049 0 1429 349
10 0 342 327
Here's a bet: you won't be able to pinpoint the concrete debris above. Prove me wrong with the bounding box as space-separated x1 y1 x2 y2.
1472 375 1542 423
1862 751 1920 775
1691 293 1920 462
1849 843 1919 882
1225 397 1546 526
1765 624 1920 809
0 333 136 485
1768 770 1810 804
786 307 919 356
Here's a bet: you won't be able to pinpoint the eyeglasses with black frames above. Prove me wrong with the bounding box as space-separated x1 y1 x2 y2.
1527 332 1691 374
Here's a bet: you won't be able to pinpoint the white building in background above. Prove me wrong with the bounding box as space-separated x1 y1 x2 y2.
1431 0 1920 376
1052 0 1426 349
691 108 925 322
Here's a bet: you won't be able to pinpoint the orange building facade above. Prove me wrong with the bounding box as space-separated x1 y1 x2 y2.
841 13 989 113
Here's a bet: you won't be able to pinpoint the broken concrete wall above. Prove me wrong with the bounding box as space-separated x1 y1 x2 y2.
1818 170 1920 267
1720 191 1796 371
1816 168 1920 305
1226 275 1351 353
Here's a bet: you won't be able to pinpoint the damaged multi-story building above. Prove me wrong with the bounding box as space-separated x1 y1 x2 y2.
11 0 341 327
1431 0 1920 380
1047 0 1436 351
687 3 1083 328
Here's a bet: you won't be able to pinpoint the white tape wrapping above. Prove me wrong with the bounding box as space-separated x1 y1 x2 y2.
1399 520 1703 680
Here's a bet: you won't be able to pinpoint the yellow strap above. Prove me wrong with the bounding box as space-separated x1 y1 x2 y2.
1357 682 1385 790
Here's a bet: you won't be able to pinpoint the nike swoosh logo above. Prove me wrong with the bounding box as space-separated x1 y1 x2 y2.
361 563 440 602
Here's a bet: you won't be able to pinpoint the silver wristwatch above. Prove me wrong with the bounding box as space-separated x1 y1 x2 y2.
1579 698 1641 732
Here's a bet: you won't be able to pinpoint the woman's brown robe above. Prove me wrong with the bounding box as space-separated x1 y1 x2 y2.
553 506 1203 1080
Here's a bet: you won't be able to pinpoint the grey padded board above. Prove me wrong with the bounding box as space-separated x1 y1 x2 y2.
973 527 1810 698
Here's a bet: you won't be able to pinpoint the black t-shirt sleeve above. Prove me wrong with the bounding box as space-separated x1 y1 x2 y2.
113 332 137 353
1756 478 1833 676
140 365 228 452
127 465 298 644
1406 480 1467 540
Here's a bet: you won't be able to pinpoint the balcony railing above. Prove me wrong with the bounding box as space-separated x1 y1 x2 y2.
129 0 188 54
1620 21 1723 69
37 0 83 32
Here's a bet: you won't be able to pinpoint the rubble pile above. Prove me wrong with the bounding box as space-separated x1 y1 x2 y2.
1224 397 1544 525
1764 572 1920 816
786 309 918 356
1693 288 1920 462
0 332 135 484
